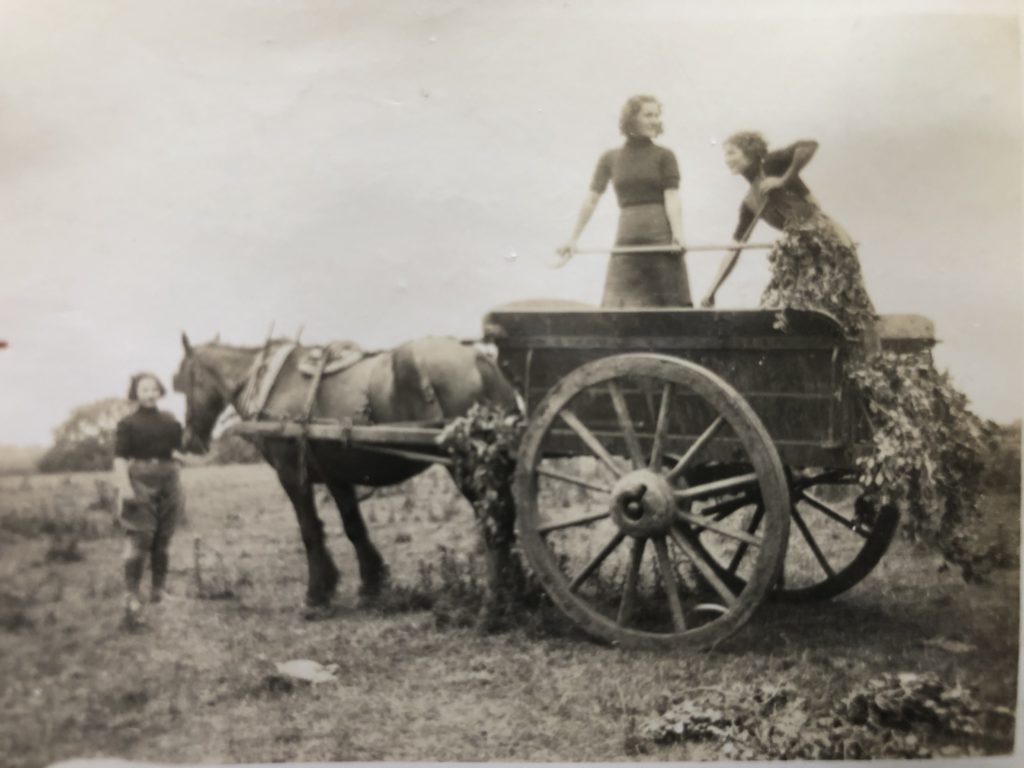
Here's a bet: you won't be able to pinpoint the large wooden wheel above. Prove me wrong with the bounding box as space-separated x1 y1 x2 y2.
515 354 790 650
683 470 900 603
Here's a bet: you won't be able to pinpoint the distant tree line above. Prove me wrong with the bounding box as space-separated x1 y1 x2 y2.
981 419 1020 493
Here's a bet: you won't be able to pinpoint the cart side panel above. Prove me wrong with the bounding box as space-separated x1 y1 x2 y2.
485 308 852 467
486 307 936 468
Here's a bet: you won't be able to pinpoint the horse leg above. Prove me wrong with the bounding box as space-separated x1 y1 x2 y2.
276 466 340 607
323 479 388 599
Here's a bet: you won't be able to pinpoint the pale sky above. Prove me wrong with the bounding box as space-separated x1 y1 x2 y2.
1 0 1021 445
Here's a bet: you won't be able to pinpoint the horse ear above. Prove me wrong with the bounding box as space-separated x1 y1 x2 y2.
182 332 193 355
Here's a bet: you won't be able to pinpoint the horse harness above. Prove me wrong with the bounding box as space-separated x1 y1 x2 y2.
238 341 368 422
234 341 372 487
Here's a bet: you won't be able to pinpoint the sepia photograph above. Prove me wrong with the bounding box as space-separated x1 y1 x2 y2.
1 0 1021 765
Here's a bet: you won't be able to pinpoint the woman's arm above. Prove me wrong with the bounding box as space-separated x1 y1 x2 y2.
701 202 758 306
557 190 602 256
760 140 818 192
112 418 134 500
663 188 683 248
700 247 741 308
112 457 133 500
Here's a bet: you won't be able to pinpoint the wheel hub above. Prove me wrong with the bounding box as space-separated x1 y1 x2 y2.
610 469 676 537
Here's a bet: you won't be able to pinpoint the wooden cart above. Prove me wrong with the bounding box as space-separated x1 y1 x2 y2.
236 304 935 650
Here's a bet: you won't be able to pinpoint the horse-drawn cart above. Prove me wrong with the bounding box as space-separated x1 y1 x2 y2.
221 304 935 650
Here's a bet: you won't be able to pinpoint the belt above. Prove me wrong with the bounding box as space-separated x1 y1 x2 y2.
130 458 176 465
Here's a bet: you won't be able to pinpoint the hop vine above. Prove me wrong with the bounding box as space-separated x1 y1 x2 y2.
439 404 523 543
763 226 994 574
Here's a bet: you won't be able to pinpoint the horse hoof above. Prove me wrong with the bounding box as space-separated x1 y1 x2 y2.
302 604 334 622
305 592 331 608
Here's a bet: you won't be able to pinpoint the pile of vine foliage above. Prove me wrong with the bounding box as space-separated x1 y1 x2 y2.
850 350 994 578
631 672 1014 759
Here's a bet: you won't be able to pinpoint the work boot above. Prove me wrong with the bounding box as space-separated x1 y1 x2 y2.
122 593 146 629
150 549 169 603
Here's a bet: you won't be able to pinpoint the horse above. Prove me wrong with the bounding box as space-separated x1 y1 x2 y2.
172 333 519 610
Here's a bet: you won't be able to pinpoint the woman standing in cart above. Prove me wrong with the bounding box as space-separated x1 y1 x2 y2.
113 372 185 626
703 131 989 569
700 131 877 347
558 94 691 308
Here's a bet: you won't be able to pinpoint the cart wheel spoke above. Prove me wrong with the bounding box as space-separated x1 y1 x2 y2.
617 537 647 627
791 505 836 579
648 383 674 470
675 472 759 501
558 409 624 479
607 381 645 469
700 493 758 522
798 490 866 538
725 504 765 575
537 511 611 534
653 536 687 631
675 507 763 547
536 467 612 495
669 526 737 607
665 416 725 481
568 532 627 593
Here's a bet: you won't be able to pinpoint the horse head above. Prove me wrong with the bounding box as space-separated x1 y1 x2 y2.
172 332 228 453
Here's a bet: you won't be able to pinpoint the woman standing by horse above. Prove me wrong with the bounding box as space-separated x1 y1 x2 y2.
702 131 989 567
113 372 185 626
558 94 691 308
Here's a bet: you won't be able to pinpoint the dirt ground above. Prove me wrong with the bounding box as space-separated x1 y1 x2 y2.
0 464 1019 765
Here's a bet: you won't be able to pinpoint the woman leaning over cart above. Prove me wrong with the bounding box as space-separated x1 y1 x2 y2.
113 372 186 626
705 131 989 568
558 94 691 308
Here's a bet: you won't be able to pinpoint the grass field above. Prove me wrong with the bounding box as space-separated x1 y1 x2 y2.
0 463 1019 765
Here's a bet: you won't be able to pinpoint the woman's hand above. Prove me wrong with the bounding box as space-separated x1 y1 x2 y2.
551 241 577 269
112 457 133 505
699 292 716 308
758 175 785 194
173 449 205 468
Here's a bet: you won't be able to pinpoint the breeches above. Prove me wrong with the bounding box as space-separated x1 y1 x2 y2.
121 462 183 566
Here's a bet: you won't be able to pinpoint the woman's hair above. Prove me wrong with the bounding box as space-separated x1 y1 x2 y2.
724 131 769 167
619 94 662 137
127 371 167 401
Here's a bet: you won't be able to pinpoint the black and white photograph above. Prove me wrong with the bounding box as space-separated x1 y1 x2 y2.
1 1 1021 764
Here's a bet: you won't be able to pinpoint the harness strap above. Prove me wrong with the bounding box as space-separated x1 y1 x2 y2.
300 348 329 422
239 342 298 419
297 347 334 489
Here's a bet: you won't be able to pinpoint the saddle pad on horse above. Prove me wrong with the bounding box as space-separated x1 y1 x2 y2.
297 341 366 377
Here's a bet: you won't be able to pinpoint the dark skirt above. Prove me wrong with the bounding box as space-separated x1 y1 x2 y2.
601 204 692 308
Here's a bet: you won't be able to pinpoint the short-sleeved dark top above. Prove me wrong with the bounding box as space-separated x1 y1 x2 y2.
115 407 183 460
733 143 815 240
590 136 680 208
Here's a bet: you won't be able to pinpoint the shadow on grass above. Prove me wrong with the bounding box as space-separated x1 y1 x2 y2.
721 597 928 655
